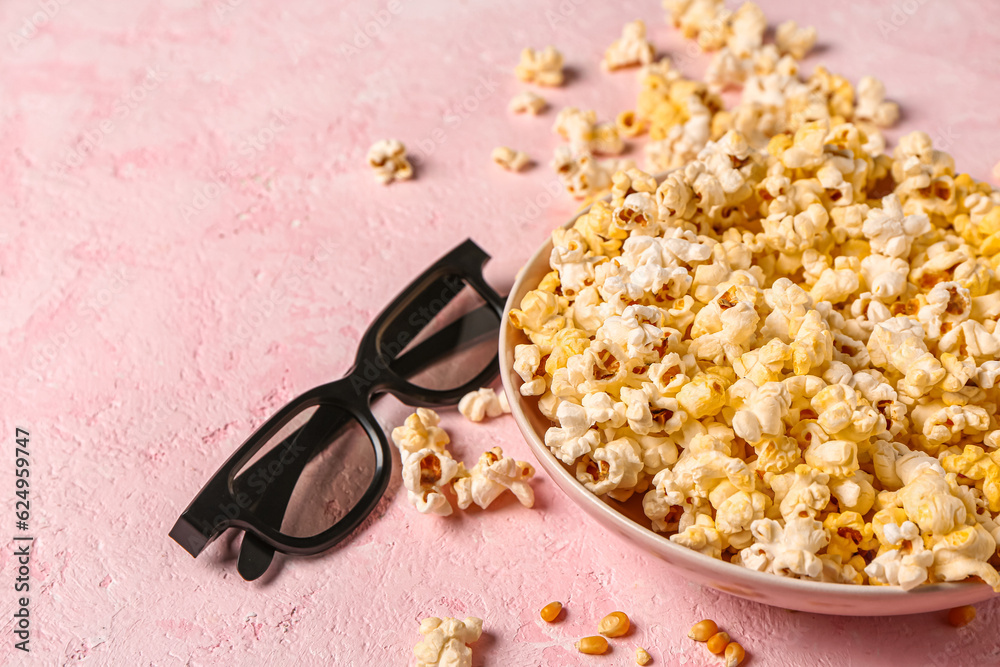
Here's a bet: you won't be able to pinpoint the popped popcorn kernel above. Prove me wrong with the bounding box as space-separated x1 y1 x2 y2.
603 20 655 71
367 138 413 184
458 387 511 422
515 46 564 86
509 90 548 115
492 146 532 172
413 616 483 667
453 446 536 510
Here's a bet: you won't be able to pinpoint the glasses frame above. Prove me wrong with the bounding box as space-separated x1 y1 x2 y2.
169 239 505 570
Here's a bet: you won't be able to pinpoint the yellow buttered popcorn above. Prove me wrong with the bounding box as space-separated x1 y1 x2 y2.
503 1 1000 593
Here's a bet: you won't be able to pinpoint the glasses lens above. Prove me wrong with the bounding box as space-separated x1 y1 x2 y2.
383 275 500 392
232 404 378 539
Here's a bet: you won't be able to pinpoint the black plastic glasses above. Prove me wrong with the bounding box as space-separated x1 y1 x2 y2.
169 239 505 580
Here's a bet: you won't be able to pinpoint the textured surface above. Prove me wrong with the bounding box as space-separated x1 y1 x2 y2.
2 0 1000 664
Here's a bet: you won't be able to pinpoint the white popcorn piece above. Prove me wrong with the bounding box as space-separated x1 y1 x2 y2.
577 437 644 496
725 2 766 57
603 20 655 71
544 400 602 464
491 146 531 172
391 408 450 458
774 20 817 60
854 76 900 128
862 194 931 258
916 281 971 340
739 517 829 579
508 90 547 115
367 139 413 185
413 616 484 667
515 46 564 86
731 379 790 444
864 533 933 591
458 387 510 423
860 254 909 302
453 446 535 510
513 344 546 396
402 448 460 516
552 146 613 199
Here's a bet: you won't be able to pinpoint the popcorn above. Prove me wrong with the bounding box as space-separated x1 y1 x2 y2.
552 146 614 199
863 194 931 258
453 447 535 510
367 139 413 184
577 437 644 496
854 76 900 128
515 46 564 86
509 90 547 115
402 448 460 516
739 517 829 579
864 523 933 591
509 31 1000 590
458 388 511 422
930 524 1000 591
491 146 531 172
554 107 625 155
413 616 483 667
670 512 724 558
774 20 817 60
391 408 450 458
603 20 655 71
513 344 546 396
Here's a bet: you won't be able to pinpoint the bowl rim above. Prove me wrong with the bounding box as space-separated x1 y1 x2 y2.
498 188 997 607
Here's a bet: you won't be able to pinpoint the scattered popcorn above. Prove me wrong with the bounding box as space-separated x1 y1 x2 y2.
774 20 817 60
492 146 532 172
458 387 511 422
515 46 565 86
603 20 655 71
413 616 483 667
635 646 653 665
402 447 460 516
509 90 548 115
391 408 450 458
453 446 535 510
366 139 413 184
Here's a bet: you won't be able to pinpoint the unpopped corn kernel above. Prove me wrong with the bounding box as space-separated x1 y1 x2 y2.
706 631 731 655
724 641 747 667
598 611 630 637
688 619 718 642
947 605 976 627
540 601 563 623
576 635 609 655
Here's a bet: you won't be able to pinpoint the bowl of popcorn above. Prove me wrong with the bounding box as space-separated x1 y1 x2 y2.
499 122 1000 615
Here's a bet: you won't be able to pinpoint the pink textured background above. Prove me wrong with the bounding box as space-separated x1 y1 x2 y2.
2 0 1000 664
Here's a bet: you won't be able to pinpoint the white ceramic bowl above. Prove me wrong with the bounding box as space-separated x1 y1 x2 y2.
499 201 999 616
